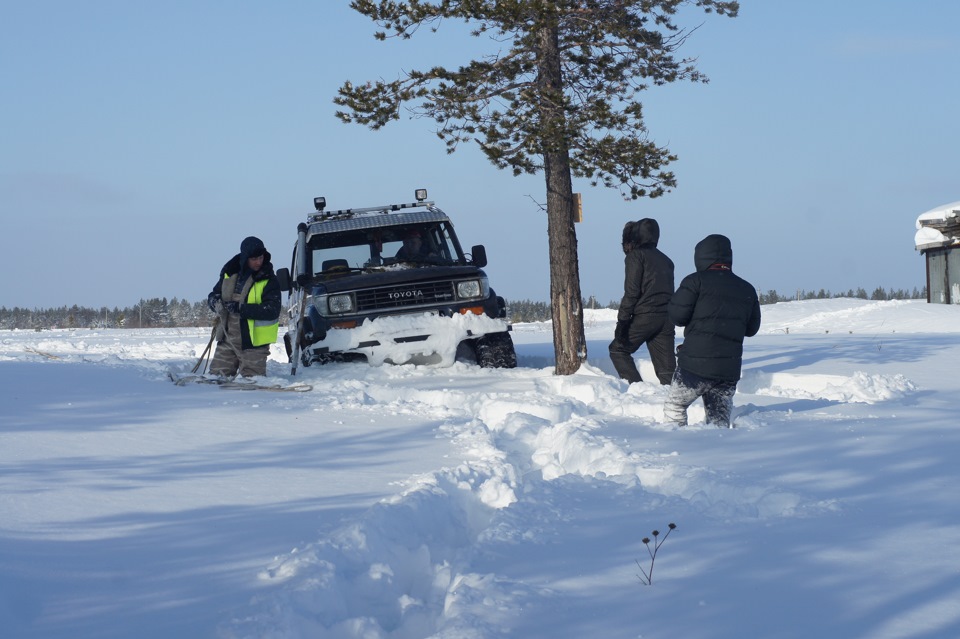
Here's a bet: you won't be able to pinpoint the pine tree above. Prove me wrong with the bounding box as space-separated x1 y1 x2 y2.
336 0 738 374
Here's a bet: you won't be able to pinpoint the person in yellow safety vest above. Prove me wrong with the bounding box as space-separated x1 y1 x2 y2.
207 236 281 378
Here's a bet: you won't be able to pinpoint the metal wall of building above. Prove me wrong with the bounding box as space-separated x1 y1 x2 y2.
926 247 960 304
950 249 960 304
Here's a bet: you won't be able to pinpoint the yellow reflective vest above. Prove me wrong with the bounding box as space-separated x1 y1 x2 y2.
223 273 280 347
244 278 280 347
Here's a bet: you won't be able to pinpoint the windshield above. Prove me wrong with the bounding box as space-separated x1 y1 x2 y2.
307 222 462 276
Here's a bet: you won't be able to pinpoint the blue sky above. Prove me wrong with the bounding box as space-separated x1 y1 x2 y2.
3 1 958 310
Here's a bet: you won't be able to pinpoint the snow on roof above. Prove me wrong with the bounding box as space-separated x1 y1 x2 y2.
915 226 950 249
914 200 960 250
916 200 960 226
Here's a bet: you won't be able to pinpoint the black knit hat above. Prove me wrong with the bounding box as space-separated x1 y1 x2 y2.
240 236 266 260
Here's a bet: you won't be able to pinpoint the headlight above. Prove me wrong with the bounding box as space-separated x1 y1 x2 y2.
457 279 483 300
327 294 355 314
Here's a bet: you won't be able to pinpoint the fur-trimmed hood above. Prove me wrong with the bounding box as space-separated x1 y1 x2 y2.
622 218 660 251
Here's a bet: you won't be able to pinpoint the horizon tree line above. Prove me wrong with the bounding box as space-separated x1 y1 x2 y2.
0 286 928 330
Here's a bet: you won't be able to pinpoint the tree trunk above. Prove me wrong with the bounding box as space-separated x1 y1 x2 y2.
538 23 586 375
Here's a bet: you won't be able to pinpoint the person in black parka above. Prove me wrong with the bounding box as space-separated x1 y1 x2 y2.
609 218 677 385
665 234 761 427
206 236 282 378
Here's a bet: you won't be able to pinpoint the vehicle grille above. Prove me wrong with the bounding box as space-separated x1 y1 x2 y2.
355 280 457 312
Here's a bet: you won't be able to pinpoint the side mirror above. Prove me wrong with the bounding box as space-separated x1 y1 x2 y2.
276 267 291 292
471 245 488 268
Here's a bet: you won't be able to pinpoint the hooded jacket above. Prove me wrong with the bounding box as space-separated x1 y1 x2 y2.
209 237 282 349
668 234 761 381
618 218 675 322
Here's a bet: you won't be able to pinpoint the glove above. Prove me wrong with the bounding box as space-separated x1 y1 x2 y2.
207 294 221 313
614 319 630 343
224 301 240 314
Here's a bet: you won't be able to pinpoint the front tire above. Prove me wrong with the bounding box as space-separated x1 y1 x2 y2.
475 332 517 368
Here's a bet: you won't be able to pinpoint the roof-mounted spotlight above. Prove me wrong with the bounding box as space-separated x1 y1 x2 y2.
314 196 326 212
414 188 428 202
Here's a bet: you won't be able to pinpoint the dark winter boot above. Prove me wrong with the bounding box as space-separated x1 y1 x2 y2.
609 339 642 384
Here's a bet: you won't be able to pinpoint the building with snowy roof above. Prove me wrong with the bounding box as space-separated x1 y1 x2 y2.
915 200 960 304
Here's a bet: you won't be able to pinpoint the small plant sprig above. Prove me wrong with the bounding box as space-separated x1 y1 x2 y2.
636 522 677 586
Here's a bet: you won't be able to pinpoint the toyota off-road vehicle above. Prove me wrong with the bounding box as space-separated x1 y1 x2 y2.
277 189 516 372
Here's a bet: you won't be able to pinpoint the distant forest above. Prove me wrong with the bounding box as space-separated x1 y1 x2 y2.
508 286 927 323
0 286 928 330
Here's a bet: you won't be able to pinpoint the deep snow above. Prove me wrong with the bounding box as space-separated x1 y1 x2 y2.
2 298 960 639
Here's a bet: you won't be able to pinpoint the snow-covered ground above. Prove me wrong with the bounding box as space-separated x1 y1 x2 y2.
2 298 960 639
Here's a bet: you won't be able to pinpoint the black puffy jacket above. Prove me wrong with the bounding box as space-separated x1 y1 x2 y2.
618 218 675 322
668 234 761 381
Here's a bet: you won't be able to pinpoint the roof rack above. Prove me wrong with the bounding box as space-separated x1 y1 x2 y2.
308 189 433 223
307 200 435 224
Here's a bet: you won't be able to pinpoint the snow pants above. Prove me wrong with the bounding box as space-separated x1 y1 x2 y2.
609 314 676 385
210 312 269 378
664 367 738 428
